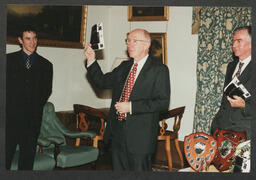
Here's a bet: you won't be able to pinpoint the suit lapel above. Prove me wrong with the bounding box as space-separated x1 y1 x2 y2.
31 52 40 70
123 59 134 79
226 60 238 84
17 50 25 70
116 59 134 98
226 58 253 85
130 57 153 98
14 51 27 75
238 59 253 84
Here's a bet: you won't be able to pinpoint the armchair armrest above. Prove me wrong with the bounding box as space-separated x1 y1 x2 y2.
37 137 52 147
63 129 97 139
38 136 64 147
37 136 65 159
53 113 96 139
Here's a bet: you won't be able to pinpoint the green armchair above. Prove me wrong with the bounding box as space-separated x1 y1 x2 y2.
38 102 99 168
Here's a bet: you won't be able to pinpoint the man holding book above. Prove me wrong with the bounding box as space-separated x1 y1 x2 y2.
84 28 170 171
211 26 255 139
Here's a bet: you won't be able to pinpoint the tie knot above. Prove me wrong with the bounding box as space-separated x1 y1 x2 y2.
239 62 244 68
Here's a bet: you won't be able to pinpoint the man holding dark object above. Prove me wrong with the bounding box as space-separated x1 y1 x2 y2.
6 25 53 170
90 22 104 50
84 29 170 171
211 26 255 140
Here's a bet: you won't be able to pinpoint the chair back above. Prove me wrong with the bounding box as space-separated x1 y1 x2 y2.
39 102 67 147
73 104 106 136
159 106 185 135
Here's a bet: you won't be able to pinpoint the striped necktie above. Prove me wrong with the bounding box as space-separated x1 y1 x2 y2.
235 62 244 77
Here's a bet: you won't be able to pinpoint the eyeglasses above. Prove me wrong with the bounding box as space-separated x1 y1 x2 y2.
125 39 149 45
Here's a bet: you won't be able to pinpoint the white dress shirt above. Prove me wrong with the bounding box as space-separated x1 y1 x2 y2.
232 56 251 78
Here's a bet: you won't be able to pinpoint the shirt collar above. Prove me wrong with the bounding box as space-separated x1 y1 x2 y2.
134 54 148 66
22 50 36 63
239 55 251 65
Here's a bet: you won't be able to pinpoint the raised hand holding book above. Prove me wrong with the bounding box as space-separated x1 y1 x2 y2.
90 22 104 50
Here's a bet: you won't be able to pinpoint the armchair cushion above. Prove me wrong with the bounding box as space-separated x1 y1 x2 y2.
42 145 99 168
57 146 98 168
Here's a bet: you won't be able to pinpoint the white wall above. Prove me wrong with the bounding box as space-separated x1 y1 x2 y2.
6 6 198 140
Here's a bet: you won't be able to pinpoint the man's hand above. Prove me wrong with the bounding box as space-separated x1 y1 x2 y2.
227 95 245 108
84 43 96 65
115 102 131 114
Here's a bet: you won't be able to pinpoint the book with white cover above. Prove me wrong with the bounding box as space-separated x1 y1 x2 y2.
90 22 104 50
224 76 251 99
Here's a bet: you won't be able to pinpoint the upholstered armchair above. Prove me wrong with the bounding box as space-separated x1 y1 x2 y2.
38 102 99 168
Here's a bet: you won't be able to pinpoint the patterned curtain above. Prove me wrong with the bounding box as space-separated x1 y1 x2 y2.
193 7 251 134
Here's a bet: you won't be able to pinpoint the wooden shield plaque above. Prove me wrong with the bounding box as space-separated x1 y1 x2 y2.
184 132 217 172
212 129 246 172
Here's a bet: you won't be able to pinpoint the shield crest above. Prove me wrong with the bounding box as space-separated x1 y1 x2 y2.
212 129 246 171
184 132 217 172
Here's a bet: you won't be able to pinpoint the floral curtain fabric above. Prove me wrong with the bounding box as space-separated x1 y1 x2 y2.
193 7 251 134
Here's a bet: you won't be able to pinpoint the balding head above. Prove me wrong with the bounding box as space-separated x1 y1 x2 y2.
126 29 151 62
128 29 151 42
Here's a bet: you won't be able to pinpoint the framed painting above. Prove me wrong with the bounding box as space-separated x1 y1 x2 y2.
6 5 88 49
150 33 167 65
128 6 169 21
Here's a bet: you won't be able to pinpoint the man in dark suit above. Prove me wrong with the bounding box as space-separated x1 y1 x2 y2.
6 26 53 170
211 26 255 139
84 29 170 171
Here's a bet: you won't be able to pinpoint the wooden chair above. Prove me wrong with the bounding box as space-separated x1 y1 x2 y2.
158 106 185 171
73 104 107 148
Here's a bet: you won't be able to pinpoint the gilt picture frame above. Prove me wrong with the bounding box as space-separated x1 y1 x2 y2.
150 33 167 65
6 5 88 49
128 6 169 21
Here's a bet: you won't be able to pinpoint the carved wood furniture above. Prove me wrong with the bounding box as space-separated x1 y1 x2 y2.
73 104 107 148
158 106 185 171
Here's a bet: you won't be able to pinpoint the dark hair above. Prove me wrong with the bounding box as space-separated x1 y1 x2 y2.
18 25 38 39
233 26 251 41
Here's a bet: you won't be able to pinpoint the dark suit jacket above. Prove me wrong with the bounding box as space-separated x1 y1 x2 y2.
87 56 170 154
211 57 256 139
6 50 53 135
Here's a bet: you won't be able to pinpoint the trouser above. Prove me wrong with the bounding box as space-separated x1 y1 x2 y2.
6 129 38 170
112 145 152 171
111 120 153 171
